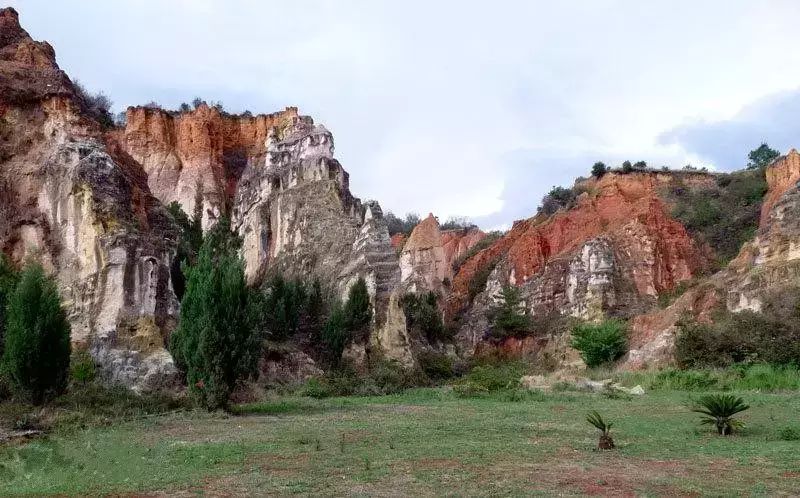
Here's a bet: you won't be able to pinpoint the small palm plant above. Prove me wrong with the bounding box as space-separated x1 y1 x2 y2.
586 410 615 449
692 394 749 436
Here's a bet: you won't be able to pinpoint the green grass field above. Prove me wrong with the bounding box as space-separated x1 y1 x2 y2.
1 387 799 496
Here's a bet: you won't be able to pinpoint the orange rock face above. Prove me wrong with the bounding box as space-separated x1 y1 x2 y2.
113 104 299 228
441 228 485 269
761 149 800 225
449 172 713 316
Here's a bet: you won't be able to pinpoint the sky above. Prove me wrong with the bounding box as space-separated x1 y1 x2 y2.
10 0 800 229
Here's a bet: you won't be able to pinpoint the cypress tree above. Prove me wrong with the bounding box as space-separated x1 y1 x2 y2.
0 254 19 357
169 219 260 410
343 277 372 337
2 263 70 404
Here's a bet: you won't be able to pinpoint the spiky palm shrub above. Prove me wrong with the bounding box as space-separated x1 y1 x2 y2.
692 394 749 435
586 410 615 449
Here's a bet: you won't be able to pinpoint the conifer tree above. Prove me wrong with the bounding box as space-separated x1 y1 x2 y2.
169 219 261 410
2 263 70 404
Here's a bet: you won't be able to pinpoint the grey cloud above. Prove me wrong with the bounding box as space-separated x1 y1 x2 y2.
659 89 800 170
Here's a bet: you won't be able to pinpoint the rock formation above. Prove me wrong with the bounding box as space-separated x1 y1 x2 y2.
624 150 800 367
399 214 450 293
112 104 299 230
0 7 179 391
451 171 714 354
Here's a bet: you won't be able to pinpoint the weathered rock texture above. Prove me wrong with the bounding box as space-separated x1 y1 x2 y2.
230 116 414 367
0 8 179 391
451 171 714 354
399 214 449 293
624 151 800 368
112 105 299 230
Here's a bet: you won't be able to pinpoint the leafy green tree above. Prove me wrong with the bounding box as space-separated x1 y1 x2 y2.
591 161 608 178
343 277 372 336
540 186 577 215
488 285 532 340
2 263 71 404
747 143 780 169
169 219 261 410
621 160 633 173
263 275 306 340
0 254 19 357
570 319 627 367
306 279 325 339
633 160 647 170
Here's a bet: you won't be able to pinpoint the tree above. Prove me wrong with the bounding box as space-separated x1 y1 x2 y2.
540 186 576 215
632 160 647 170
402 292 447 342
321 302 348 365
0 254 18 357
179 102 191 113
747 143 780 169
168 219 261 410
591 161 608 178
343 277 372 336
2 263 71 404
192 97 205 109
488 285 532 340
621 160 633 173
306 279 325 339
262 275 305 340
166 201 203 300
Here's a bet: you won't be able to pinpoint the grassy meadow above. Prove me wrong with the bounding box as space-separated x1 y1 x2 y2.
1 377 799 496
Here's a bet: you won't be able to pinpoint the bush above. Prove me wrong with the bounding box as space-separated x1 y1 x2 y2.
670 169 767 265
614 364 800 392
169 219 262 411
621 160 633 173
69 350 96 386
778 426 800 441
417 351 454 381
401 292 448 342
468 259 497 301
540 186 577 216
72 80 114 129
2 263 71 405
166 202 203 300
675 299 800 368
439 217 477 231
570 320 627 367
384 212 420 236
262 275 306 341
487 285 532 340
456 360 526 393
0 255 18 357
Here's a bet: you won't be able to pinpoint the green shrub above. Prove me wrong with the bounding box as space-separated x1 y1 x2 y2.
261 275 307 341
670 168 767 265
169 219 262 411
298 378 333 399
0 254 18 358
488 285 532 340
69 350 96 386
416 351 454 381
468 259 497 301
675 293 800 368
591 161 607 178
614 364 800 392
778 426 800 441
457 360 526 392
747 143 780 169
401 292 449 342
570 320 627 367
692 393 749 436
540 186 577 215
2 263 71 405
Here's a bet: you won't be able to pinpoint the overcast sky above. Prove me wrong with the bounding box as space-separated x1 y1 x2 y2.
10 0 800 228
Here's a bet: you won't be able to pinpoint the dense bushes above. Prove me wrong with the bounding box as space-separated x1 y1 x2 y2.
384 212 421 236
670 168 767 265
401 292 448 342
73 80 114 129
168 219 262 410
320 278 372 365
1 263 71 405
675 299 800 369
166 202 203 299
0 255 18 357
614 364 800 392
540 186 577 215
570 320 627 367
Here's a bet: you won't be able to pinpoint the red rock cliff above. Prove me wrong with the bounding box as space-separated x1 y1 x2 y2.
113 104 299 228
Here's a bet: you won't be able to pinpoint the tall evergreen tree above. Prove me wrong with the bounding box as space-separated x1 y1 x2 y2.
169 219 261 410
488 285 532 340
2 263 70 404
343 277 372 338
0 254 19 357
